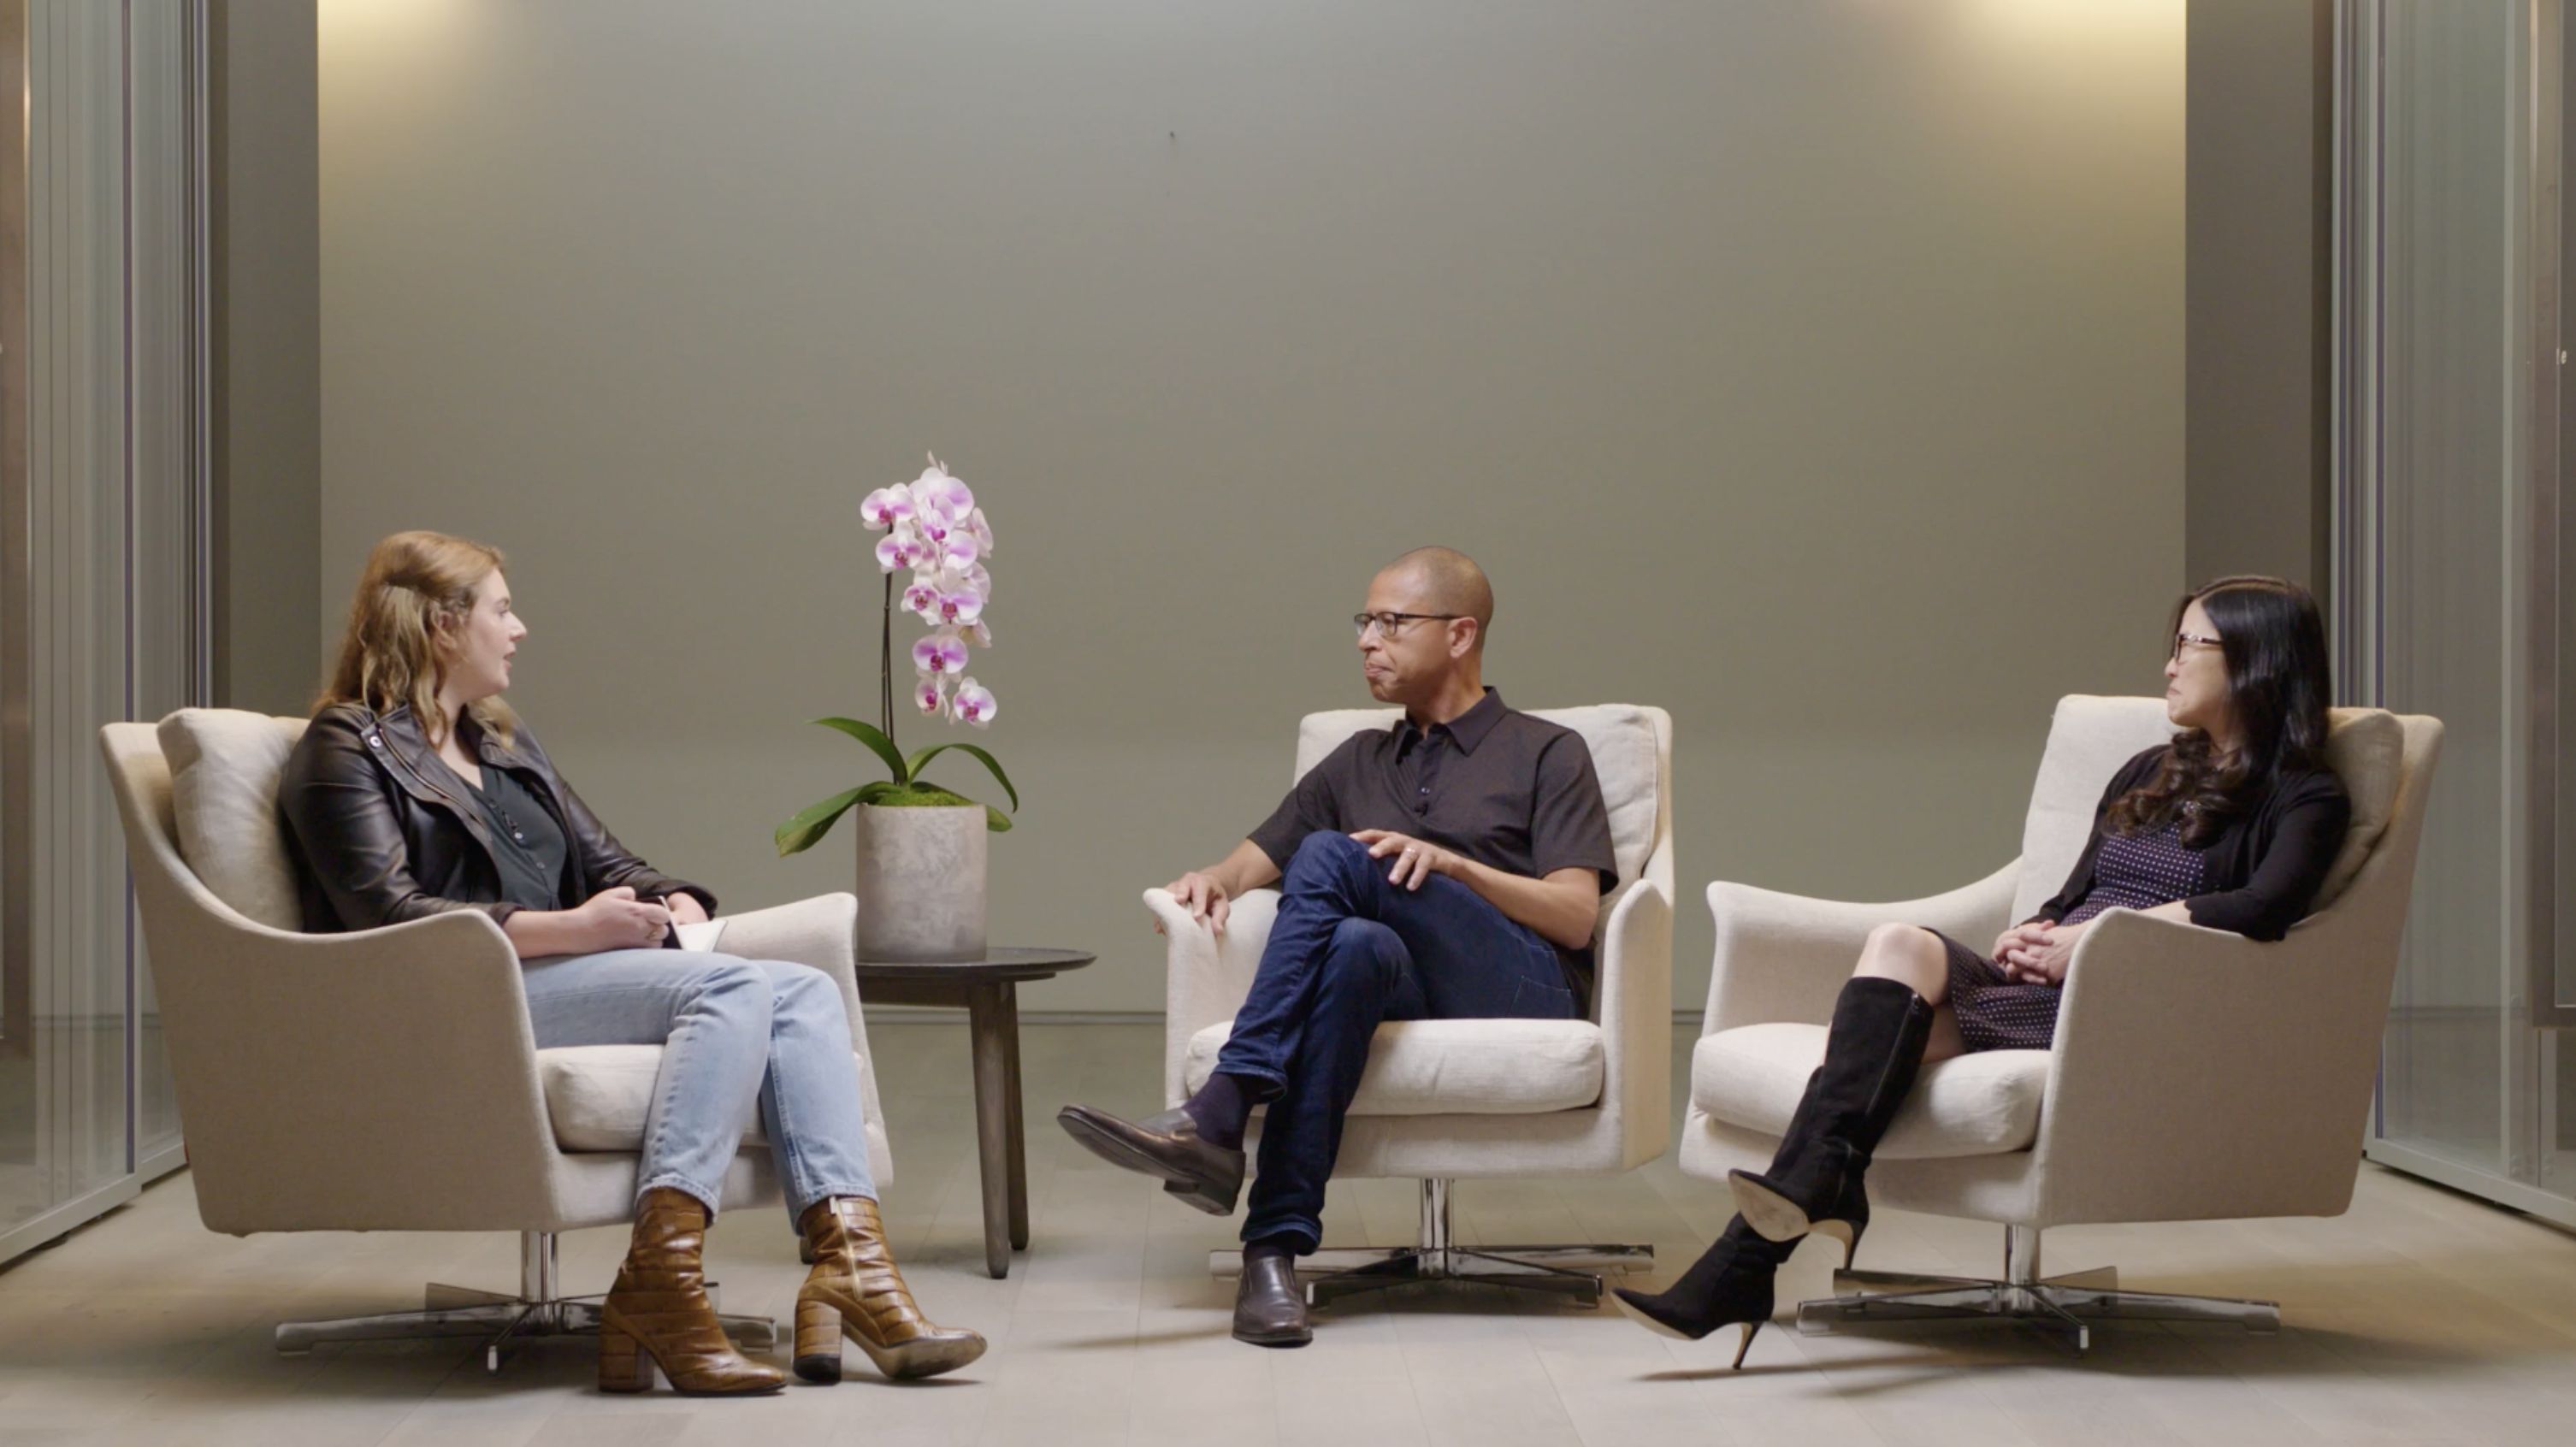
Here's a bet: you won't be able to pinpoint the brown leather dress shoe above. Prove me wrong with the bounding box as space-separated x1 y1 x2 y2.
1055 1104 1244 1214
795 1196 987 1382
1232 1254 1312 1347
597 1189 786 1396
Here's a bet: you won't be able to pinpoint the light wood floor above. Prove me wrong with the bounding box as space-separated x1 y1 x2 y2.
4 1022 2575 1446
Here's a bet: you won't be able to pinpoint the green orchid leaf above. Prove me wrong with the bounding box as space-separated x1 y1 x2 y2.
907 742 1019 812
773 780 900 856
984 804 1014 833
812 717 908 783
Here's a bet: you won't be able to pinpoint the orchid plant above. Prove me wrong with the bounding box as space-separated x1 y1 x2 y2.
774 455 1019 855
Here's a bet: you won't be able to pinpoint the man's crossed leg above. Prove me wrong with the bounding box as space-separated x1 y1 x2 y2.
1059 829 1575 1344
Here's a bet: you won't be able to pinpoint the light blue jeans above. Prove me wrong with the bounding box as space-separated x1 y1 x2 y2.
519 949 877 1222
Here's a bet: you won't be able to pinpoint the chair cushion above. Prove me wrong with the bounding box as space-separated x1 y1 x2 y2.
1693 1024 2047 1159
156 708 311 931
1296 704 1662 886
2010 697 2177 924
1185 1018 1604 1115
2315 708 2403 908
541 1044 777 1150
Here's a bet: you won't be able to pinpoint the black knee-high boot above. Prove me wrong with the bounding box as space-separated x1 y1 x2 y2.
1728 976 1935 1265
1612 1217 1794 1367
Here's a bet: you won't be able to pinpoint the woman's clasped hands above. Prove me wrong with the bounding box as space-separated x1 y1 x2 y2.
1990 918 2088 985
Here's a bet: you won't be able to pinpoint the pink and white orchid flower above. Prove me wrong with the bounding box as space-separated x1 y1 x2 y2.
913 461 976 526
863 458 1005 765
860 486 914 530
911 629 969 676
951 676 997 728
936 582 985 626
902 576 941 618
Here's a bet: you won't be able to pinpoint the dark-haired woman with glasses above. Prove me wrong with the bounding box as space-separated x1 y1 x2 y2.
1617 576 2352 1362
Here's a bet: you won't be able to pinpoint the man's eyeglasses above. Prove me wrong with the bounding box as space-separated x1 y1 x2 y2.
1355 611 1462 641
2171 630 2224 660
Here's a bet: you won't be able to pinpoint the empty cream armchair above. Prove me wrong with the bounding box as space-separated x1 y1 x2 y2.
1153 704 1673 1306
1677 695 2440 1350
98 710 892 1370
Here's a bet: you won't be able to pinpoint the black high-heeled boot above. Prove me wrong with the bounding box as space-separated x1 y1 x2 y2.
1728 976 1935 1264
1612 1217 1794 1368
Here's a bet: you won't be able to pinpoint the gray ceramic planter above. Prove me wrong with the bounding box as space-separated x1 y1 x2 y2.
850 804 988 961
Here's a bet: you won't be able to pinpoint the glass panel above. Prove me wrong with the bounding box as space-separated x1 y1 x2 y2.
124 3 196 1169
2553 1 2576 1199
2559 0 2576 1021
2372 0 2521 1178
136 944 180 1162
0 0 134 1244
2548 1030 2576 1194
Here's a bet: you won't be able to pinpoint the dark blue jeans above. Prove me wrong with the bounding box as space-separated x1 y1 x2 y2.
1215 830 1578 1251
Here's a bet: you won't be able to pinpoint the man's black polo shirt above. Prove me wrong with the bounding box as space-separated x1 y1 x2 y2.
1247 688 1619 1006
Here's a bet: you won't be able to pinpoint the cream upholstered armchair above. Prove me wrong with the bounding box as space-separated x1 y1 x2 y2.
1679 695 2441 1351
1151 704 1673 1308
98 710 892 1371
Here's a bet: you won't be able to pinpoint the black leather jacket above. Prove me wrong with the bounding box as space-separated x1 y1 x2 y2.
279 701 714 935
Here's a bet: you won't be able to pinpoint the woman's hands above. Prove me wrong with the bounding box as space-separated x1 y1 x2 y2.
573 885 673 951
504 884 671 960
1997 918 2089 984
1991 921 2053 969
663 891 710 927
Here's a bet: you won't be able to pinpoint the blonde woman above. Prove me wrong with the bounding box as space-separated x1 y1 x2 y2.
280 530 982 1395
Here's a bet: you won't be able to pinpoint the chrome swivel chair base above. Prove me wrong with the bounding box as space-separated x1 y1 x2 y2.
1794 1225 2280 1355
272 1231 777 1373
1207 1179 1653 1309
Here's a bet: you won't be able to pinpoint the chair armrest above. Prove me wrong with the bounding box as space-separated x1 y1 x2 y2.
1596 877 1673 1166
717 892 889 1185
1149 885 1279 1106
138 902 568 1232
2031 906 2386 1223
1702 860 2018 1034
719 892 864 1042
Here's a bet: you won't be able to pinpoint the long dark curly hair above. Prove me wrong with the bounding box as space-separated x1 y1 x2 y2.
2105 576 2331 847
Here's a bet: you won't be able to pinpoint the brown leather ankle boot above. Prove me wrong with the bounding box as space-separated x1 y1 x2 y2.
597 1188 786 1396
794 1196 986 1382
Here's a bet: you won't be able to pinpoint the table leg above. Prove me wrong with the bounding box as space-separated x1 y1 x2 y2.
1001 983 1029 1250
966 983 1013 1279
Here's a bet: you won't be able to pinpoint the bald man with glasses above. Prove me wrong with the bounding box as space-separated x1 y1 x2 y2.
1058 546 1617 1346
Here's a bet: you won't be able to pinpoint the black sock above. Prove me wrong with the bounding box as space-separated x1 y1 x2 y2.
1184 1072 1255 1150
1244 1233 1301 1265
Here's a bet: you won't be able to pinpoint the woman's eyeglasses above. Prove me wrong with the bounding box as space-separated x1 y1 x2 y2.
2171 630 2224 660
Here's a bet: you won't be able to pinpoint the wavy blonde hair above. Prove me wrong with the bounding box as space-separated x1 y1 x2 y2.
318 530 517 747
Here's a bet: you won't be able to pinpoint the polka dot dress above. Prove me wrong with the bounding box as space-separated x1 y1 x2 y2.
1935 822 2207 1053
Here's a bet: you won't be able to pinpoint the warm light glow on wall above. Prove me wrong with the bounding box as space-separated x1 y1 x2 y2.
1959 0 2183 47
317 0 482 58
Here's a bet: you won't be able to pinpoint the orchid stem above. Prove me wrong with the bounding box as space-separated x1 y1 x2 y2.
880 570 898 768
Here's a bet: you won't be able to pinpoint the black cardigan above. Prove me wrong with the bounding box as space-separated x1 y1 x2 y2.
2028 745 2352 942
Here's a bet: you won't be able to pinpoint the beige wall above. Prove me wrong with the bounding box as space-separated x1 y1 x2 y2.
2185 0 2332 601
211 0 321 718
317 0 2186 1014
